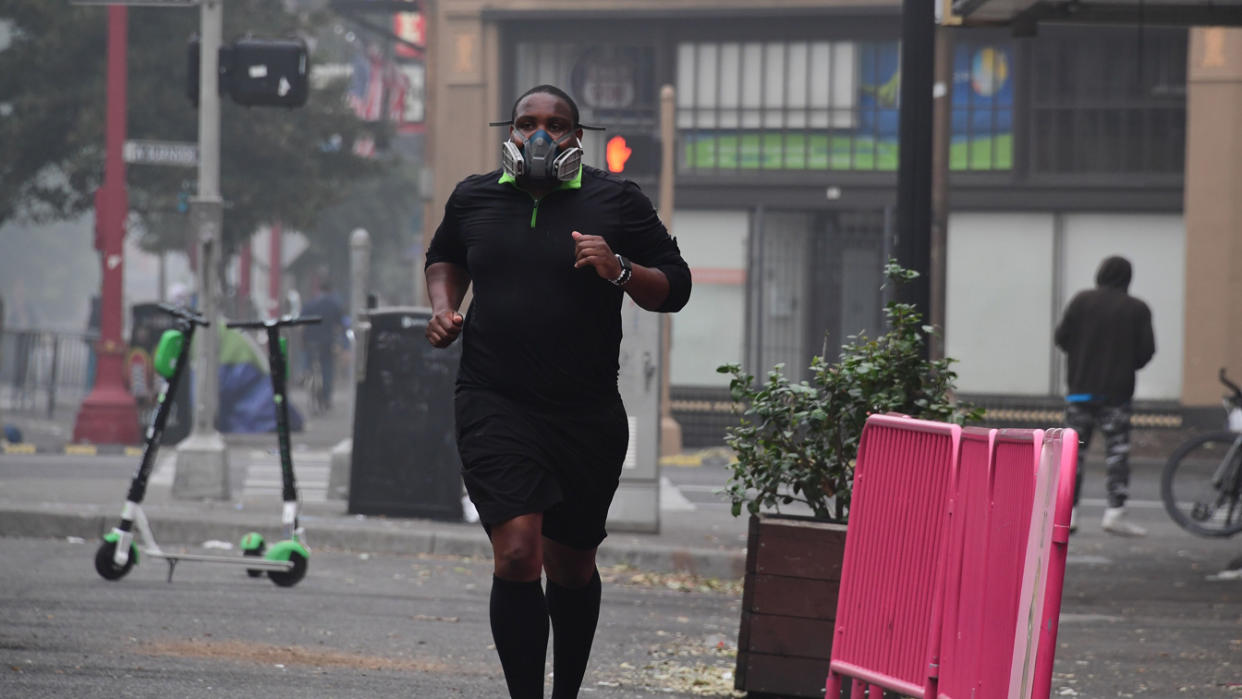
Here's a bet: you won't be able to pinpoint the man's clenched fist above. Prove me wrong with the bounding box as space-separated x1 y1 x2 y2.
426 309 464 347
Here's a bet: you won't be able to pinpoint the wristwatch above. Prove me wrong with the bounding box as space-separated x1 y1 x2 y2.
610 254 633 286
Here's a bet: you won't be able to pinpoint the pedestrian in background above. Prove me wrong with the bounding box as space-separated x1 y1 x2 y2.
300 278 345 410
1055 255 1156 537
424 84 691 698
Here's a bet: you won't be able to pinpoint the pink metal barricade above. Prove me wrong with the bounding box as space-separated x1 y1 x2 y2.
935 427 998 699
825 415 961 698
825 416 1077 699
977 429 1045 697
1030 429 1078 699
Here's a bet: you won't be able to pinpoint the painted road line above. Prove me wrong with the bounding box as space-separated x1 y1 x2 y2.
242 452 330 503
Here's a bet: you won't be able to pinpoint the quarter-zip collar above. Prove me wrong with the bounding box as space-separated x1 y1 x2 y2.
498 165 583 228
497 165 583 190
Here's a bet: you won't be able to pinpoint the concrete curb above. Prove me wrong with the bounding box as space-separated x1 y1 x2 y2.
1 442 146 456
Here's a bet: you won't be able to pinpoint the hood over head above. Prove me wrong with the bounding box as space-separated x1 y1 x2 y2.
1095 255 1132 291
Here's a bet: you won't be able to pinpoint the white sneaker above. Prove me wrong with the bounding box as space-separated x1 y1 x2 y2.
1069 507 1078 534
1101 507 1147 537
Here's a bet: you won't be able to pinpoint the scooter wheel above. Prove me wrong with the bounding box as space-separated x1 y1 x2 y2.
240 532 266 578
94 539 136 581
267 550 308 588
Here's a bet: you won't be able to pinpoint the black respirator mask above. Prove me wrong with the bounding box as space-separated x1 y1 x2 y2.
501 129 583 183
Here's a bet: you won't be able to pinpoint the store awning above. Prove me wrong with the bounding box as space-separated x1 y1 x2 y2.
953 0 1242 29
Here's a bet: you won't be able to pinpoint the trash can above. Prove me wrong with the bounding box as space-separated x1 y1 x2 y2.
348 307 463 521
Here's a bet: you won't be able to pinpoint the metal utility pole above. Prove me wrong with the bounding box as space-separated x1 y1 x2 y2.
657 85 682 457
930 25 953 360
896 0 936 353
269 221 283 317
174 0 229 499
73 5 142 446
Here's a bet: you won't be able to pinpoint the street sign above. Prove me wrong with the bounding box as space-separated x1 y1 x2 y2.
71 1 198 6
123 140 199 167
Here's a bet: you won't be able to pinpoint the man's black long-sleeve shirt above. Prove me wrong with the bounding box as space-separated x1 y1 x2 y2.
425 166 691 408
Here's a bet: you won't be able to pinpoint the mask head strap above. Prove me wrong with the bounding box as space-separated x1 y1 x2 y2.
489 120 605 131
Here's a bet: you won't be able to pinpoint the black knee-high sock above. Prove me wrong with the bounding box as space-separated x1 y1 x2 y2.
489 576 549 699
546 569 602 699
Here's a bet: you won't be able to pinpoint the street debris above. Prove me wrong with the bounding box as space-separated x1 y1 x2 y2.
599 564 743 596
595 634 744 697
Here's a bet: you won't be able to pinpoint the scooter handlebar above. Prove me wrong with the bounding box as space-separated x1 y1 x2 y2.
157 303 210 326
226 315 323 330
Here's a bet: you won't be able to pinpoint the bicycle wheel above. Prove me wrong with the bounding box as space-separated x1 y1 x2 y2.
1161 431 1242 537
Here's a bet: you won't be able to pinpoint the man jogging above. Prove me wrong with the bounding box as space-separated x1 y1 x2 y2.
424 84 691 698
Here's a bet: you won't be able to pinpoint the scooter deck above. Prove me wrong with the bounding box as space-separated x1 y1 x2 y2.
144 550 294 570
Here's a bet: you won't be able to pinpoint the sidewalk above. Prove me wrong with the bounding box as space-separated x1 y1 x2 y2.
0 386 751 580
0 388 1226 585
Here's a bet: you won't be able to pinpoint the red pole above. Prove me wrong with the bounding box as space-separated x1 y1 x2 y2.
269 221 282 317
73 6 140 445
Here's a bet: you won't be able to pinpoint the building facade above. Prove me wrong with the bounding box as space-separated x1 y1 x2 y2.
419 0 1226 443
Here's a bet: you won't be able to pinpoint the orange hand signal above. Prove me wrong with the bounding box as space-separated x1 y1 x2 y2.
606 135 632 173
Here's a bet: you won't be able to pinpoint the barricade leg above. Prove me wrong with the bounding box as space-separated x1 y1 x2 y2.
826 670 842 699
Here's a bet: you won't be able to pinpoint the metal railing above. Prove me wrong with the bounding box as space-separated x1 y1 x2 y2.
0 328 98 419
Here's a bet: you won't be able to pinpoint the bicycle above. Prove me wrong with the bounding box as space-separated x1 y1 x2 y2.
1160 368 1242 538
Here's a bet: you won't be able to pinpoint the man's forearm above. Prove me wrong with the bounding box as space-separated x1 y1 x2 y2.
426 262 471 313
623 264 670 312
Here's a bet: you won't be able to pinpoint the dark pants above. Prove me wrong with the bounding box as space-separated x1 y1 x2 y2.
312 342 334 406
1065 401 1132 508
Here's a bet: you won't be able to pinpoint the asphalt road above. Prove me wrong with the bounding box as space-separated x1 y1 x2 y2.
0 537 744 699
2 442 1241 698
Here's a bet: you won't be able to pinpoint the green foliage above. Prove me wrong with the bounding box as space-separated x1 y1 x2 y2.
0 1 392 256
718 261 983 522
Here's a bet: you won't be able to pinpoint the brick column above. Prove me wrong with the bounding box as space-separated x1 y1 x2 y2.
1183 28 1242 406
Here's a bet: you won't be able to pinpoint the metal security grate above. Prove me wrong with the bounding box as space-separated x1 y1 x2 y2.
748 208 889 383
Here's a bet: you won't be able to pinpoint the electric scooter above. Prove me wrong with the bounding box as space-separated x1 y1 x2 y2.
224 314 321 584
92 305 320 588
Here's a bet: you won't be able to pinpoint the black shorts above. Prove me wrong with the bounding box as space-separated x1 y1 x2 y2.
454 388 629 550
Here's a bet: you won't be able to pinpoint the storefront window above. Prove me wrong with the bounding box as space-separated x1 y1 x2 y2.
1027 26 1187 175
951 40 1014 171
675 40 900 171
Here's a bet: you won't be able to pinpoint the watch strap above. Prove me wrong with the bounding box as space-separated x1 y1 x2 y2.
610 254 632 286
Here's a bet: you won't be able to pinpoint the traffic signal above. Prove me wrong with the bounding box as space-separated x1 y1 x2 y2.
188 35 310 108
227 37 309 108
603 132 660 176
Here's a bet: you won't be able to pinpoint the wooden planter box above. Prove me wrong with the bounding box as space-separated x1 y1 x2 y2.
735 513 847 698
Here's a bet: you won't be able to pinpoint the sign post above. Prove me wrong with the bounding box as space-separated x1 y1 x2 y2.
173 0 229 500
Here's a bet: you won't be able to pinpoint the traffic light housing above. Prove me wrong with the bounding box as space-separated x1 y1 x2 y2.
188 35 310 108
227 37 309 108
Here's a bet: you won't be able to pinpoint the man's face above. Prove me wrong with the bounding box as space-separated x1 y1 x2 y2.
510 92 580 150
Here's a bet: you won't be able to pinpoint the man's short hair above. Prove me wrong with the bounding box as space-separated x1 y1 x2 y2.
511 84 581 128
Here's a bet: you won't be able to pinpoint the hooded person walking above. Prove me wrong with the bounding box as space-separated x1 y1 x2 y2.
1055 255 1156 536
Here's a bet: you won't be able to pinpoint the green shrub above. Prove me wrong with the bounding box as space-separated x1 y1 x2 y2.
718 261 983 522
